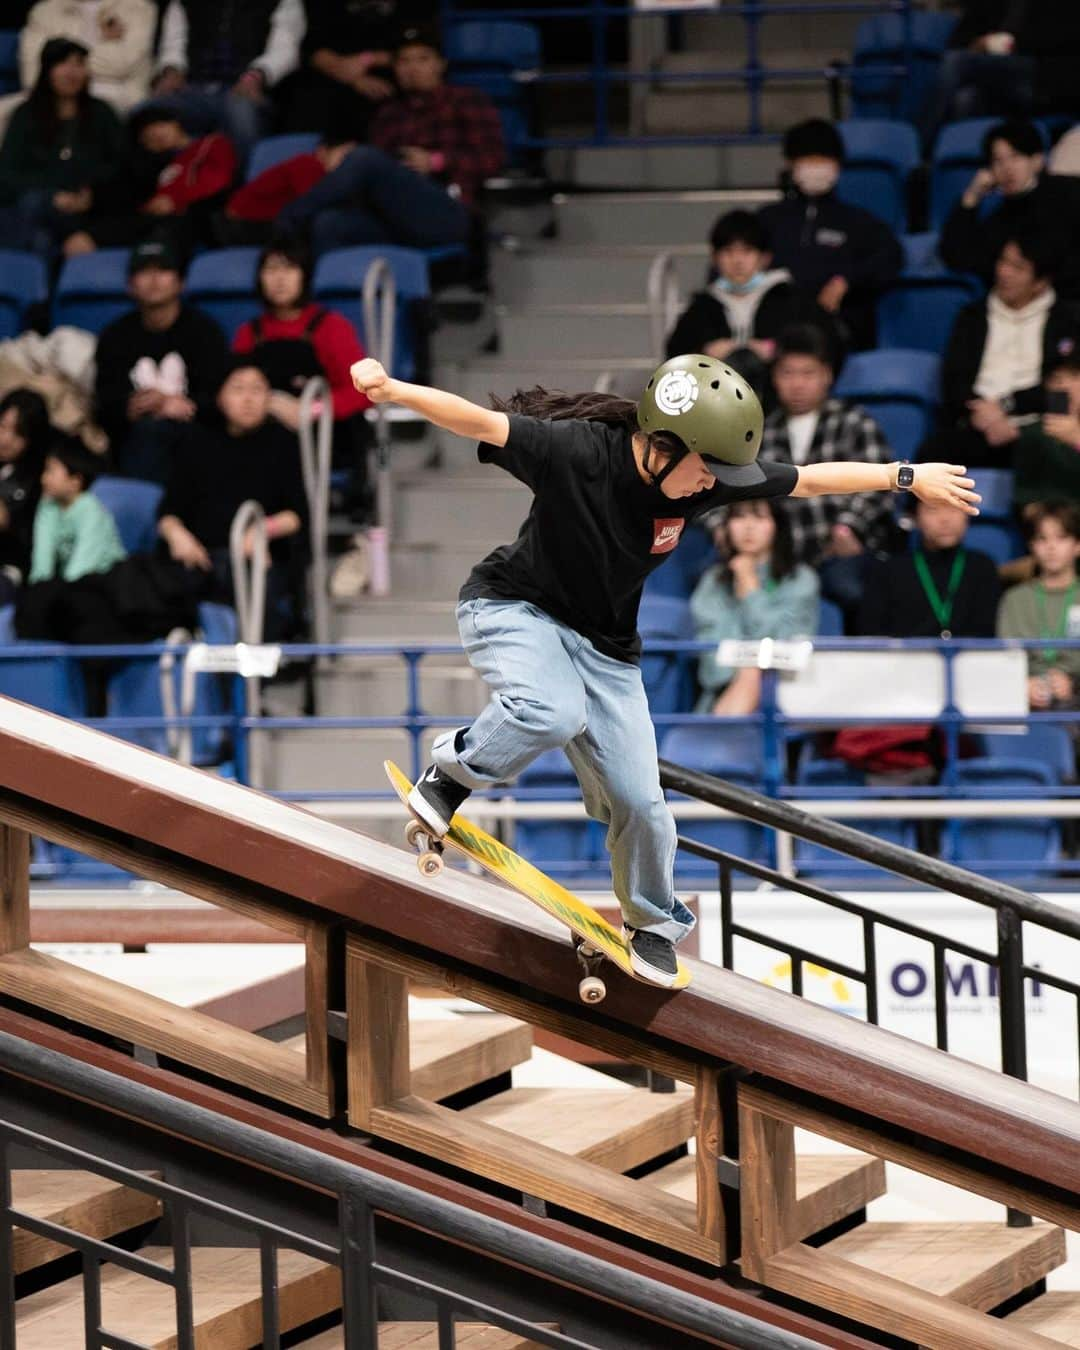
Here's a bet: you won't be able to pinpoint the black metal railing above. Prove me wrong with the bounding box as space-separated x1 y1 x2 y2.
0 1030 824 1350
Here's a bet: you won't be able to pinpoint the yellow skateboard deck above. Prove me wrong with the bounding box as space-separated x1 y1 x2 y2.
385 760 691 999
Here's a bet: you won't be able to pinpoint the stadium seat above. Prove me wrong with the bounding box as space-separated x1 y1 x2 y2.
445 21 541 156
929 118 1048 230
837 119 920 230
949 759 1061 873
246 133 320 182
0 606 86 717
638 592 695 717
312 246 430 382
0 31 18 95
817 598 844 637
184 247 260 340
514 747 602 877
643 522 715 600
793 756 918 874
834 348 941 460
963 519 1024 566
91 476 164 555
659 725 767 868
52 249 131 333
877 234 984 354
967 468 1015 521
0 250 48 340
976 726 1075 783
848 11 957 123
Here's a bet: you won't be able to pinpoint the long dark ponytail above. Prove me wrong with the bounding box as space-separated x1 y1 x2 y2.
490 386 688 457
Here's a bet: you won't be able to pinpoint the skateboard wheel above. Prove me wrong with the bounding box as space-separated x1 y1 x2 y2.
418 850 444 877
579 976 606 1004
405 819 426 848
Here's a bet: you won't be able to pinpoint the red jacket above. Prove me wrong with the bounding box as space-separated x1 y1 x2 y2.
147 132 237 213
233 303 372 420
226 152 327 222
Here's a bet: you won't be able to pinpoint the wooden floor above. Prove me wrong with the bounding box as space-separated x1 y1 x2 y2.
11 1170 162 1276
1007 1291 1080 1344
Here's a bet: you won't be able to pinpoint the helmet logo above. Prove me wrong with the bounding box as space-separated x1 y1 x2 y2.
654 370 699 416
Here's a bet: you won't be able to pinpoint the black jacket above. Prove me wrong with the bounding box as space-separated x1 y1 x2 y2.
941 174 1080 300
665 284 839 360
940 296 1080 427
756 191 903 299
0 460 41 579
858 544 1001 639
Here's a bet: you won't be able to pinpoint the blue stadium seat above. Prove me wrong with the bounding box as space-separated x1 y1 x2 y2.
976 726 1075 783
184 247 260 340
643 522 716 600
445 21 541 156
246 133 320 182
659 725 766 867
90 476 163 555
949 759 1061 873
968 468 1015 521
877 234 984 354
0 250 47 339
0 31 19 95
848 11 957 123
793 756 918 873
817 598 845 637
834 349 941 460
52 249 131 333
929 119 1048 230
514 747 601 876
0 606 86 717
964 520 1024 565
312 246 430 382
837 119 920 230
638 593 694 716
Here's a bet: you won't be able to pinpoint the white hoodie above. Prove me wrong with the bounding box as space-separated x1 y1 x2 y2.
974 287 1056 404
707 268 793 346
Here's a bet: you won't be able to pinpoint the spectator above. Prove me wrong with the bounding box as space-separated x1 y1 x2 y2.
233 235 374 517
998 501 1080 711
277 0 406 138
157 357 308 639
690 499 819 714
1011 354 1080 508
859 498 1000 637
221 134 356 245
929 232 1080 469
927 3 1036 132
278 25 504 253
758 324 895 619
757 118 902 351
20 0 156 115
0 390 50 604
664 209 840 401
94 237 229 482
28 437 125 584
940 119 1080 300
0 38 125 258
150 0 305 162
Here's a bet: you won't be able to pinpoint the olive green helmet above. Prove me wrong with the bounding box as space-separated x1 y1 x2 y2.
637 354 765 487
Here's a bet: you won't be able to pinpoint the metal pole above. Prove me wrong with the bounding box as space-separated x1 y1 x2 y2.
997 903 1032 1227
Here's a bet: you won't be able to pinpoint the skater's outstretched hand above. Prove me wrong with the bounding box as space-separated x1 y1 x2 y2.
909 463 981 516
351 358 393 402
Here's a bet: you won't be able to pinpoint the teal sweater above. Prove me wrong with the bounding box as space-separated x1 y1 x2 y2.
0 97 124 204
29 493 126 584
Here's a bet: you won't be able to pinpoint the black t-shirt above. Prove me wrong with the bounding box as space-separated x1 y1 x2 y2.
460 414 798 663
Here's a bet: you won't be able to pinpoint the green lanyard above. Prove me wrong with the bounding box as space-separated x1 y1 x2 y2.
1034 580 1078 664
913 549 967 637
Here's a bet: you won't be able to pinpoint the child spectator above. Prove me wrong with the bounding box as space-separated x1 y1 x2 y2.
690 499 819 714
941 120 1080 300
0 390 50 604
1011 354 1080 508
157 357 308 639
998 501 1080 711
233 236 373 518
28 437 125 583
20 0 156 116
665 209 839 400
277 26 505 253
859 498 1000 638
222 136 357 245
94 237 229 482
0 38 125 259
758 324 895 619
929 231 1080 469
757 118 903 350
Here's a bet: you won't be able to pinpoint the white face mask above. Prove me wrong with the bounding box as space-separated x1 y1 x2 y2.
792 162 840 197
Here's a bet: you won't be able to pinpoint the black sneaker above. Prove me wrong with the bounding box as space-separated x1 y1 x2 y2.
407 762 471 838
622 926 680 988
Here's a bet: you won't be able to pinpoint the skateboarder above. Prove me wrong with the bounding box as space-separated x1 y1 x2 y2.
351 353 980 986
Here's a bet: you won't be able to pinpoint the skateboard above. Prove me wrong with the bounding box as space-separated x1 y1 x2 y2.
385 760 691 1003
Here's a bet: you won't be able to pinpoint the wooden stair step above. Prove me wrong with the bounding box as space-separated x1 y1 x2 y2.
651 1150 886 1242
11 1170 163 1275
15 1245 341 1349
824 1222 1067 1312
1007 1291 1080 1344
461 1085 695 1173
287 1013 534 1101
298 1322 559 1347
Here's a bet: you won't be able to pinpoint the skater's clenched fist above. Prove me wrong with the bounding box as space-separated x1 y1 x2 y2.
351 357 393 401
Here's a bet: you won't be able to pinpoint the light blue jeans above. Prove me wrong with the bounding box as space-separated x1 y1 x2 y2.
433 599 695 943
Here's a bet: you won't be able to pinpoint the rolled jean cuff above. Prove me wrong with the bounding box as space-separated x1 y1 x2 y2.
631 896 696 945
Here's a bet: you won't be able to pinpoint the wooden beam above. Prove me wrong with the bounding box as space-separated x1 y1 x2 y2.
0 824 29 955
303 921 332 1102
739 1097 796 1283
694 1066 723 1246
347 953 409 1131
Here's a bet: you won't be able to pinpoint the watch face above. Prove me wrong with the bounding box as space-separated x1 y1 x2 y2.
897 465 915 488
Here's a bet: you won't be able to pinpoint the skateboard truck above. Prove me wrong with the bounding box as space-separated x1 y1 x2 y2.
405 818 445 877
572 936 607 1004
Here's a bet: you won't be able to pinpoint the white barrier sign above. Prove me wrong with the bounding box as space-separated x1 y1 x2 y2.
184 643 282 679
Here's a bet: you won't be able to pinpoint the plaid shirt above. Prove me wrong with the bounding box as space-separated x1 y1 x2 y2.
369 84 505 208
759 398 893 565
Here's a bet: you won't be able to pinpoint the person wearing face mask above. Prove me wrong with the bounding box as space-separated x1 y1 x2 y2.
665 210 841 401
941 119 1080 300
757 119 903 352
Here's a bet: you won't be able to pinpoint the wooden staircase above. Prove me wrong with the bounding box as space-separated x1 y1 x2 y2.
11 1169 162 1275
298 1326 559 1348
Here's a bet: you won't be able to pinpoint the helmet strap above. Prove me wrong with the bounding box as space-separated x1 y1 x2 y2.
643 435 687 488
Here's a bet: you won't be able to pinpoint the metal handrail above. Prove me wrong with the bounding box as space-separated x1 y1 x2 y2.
362 256 396 538
646 250 681 359
228 500 268 786
298 375 333 647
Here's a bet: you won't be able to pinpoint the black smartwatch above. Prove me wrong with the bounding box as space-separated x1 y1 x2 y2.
894 462 915 490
